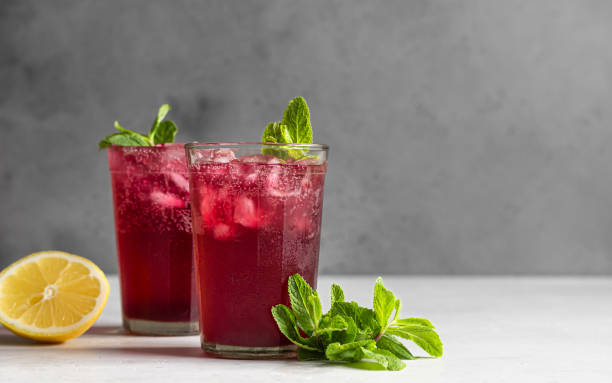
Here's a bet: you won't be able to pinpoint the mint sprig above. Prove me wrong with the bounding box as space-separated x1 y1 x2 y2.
271 274 443 371
262 97 313 159
99 104 178 149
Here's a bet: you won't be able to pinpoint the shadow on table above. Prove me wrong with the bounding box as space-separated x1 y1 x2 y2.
0 325 152 345
85 325 204 338
1 325 385 369
84 325 125 336
114 346 205 358
0 326 52 346
0 330 381 369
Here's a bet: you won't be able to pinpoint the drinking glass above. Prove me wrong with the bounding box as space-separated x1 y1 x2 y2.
186 143 328 358
108 144 198 335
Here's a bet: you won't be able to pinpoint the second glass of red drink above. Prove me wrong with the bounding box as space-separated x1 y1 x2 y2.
186 143 328 358
108 144 198 335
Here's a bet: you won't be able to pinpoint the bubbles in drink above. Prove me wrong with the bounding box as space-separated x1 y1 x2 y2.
108 145 192 233
189 152 326 244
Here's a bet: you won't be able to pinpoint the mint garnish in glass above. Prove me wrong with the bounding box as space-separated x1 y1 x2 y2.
263 96 313 145
262 96 314 159
271 274 443 371
99 104 178 149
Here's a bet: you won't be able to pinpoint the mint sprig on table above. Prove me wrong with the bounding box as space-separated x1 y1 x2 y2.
98 104 178 149
271 274 443 371
262 97 313 159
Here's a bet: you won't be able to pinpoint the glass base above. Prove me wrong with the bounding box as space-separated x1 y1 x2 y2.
123 317 199 336
202 341 297 359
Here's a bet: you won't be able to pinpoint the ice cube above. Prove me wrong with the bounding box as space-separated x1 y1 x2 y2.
210 148 236 163
213 223 232 240
296 156 323 165
290 210 318 239
237 155 266 163
300 168 313 190
150 191 185 208
265 168 281 195
236 163 260 185
168 172 190 192
265 167 299 198
237 154 280 164
233 196 258 228
190 150 205 166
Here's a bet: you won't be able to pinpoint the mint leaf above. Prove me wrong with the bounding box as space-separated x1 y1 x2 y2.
98 132 150 149
282 96 312 144
331 316 359 344
270 304 320 351
329 301 380 337
329 301 358 318
261 97 314 160
99 104 178 149
151 104 170 133
308 293 323 329
149 105 177 144
262 121 292 143
357 307 380 336
325 340 375 363
331 284 344 305
393 299 402 322
317 315 353 349
395 318 435 328
152 120 178 144
101 121 151 147
376 334 414 360
148 104 170 143
361 348 406 371
387 325 443 357
261 122 299 159
317 315 348 335
373 277 396 329
114 121 135 134
288 274 319 334
113 121 151 144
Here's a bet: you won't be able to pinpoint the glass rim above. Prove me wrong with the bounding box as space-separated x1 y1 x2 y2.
184 142 329 150
107 142 187 150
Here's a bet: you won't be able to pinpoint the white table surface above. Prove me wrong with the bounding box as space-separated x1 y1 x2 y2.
1 275 611 382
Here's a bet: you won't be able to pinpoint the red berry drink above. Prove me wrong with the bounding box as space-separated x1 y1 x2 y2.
186 143 328 358
108 144 198 335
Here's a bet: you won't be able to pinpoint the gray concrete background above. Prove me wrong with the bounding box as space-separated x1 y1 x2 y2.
2 0 612 274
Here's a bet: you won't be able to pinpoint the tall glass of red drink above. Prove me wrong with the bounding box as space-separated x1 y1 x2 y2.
186 143 328 358
107 144 198 335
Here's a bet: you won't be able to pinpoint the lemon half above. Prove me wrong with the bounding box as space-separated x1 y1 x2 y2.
0 251 110 342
